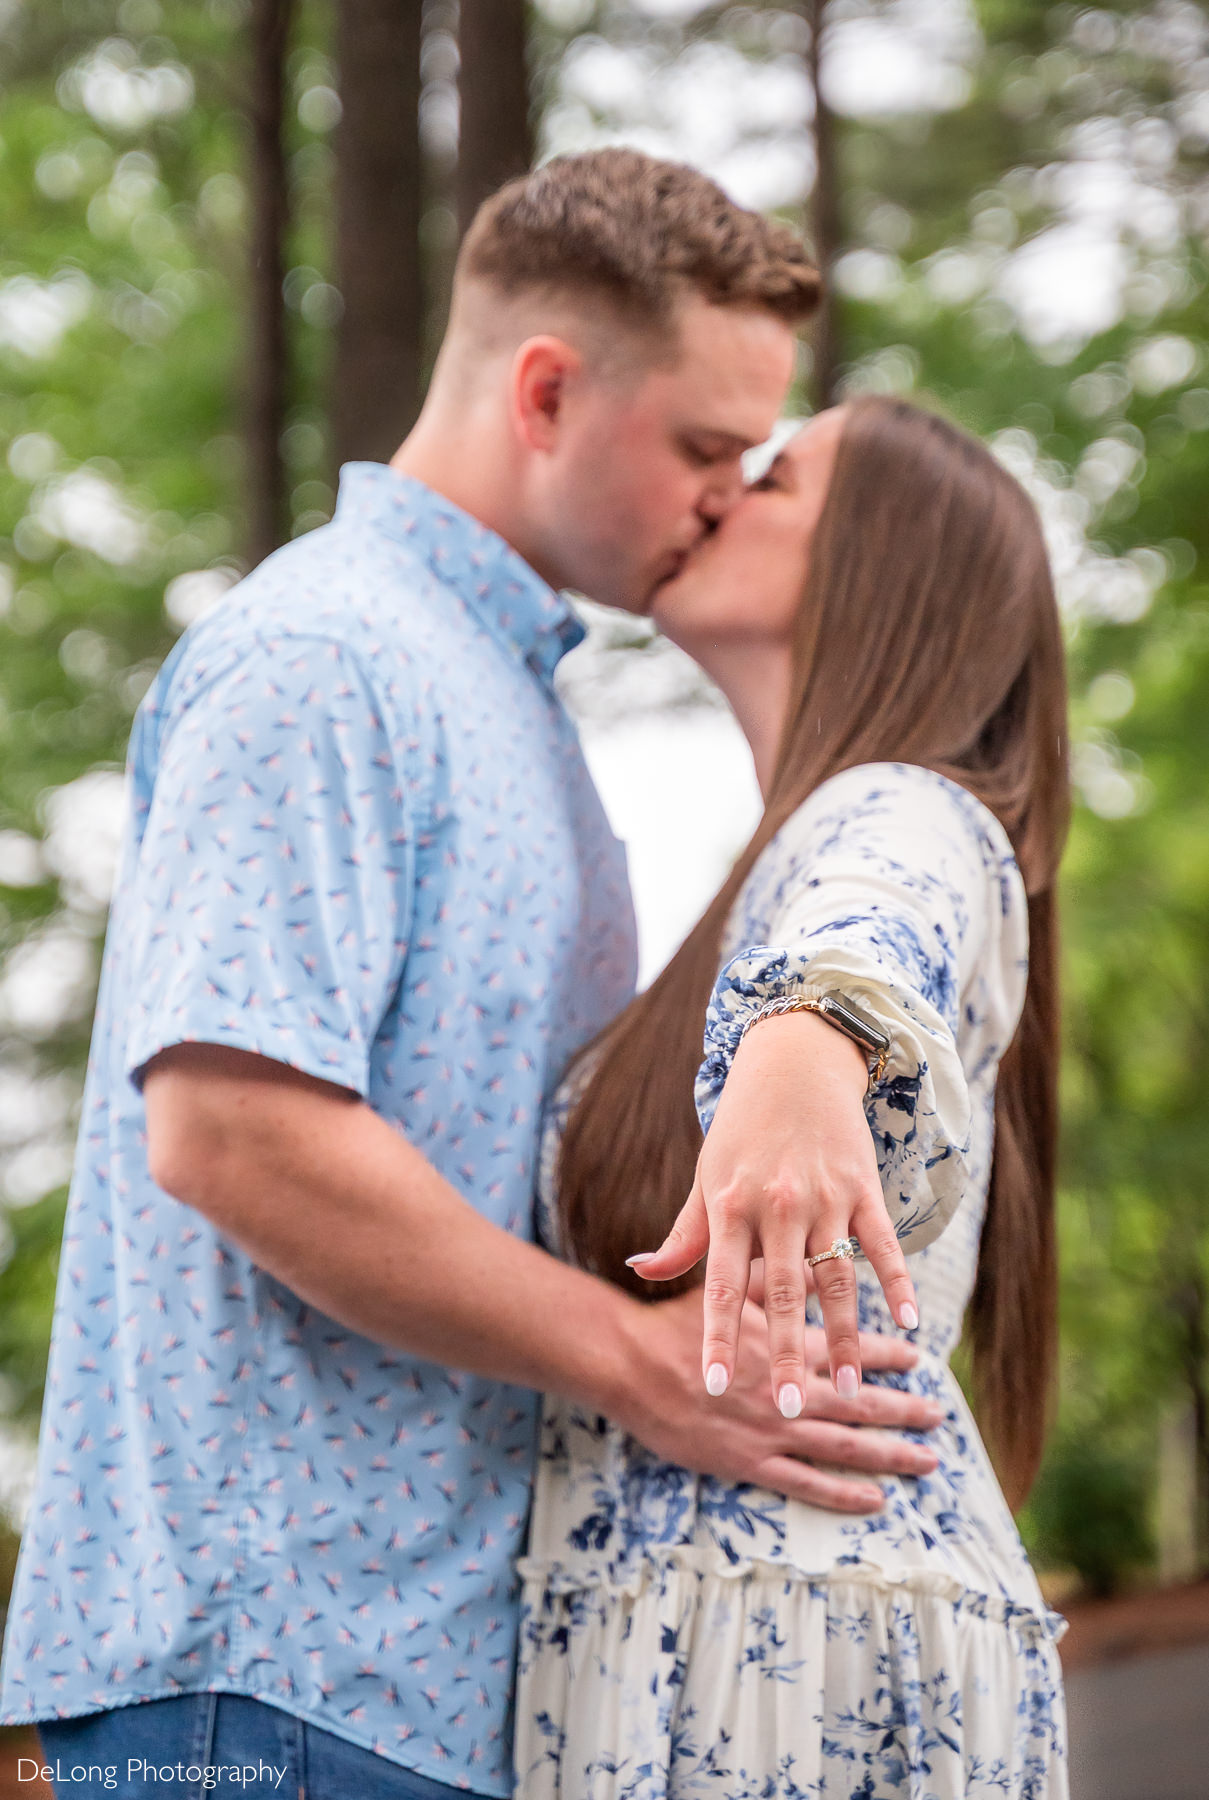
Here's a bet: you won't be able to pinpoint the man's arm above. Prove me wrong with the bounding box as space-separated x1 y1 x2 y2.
144 1042 944 1514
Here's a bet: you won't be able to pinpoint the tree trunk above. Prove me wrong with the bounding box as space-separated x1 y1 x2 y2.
805 0 841 408
456 0 533 242
333 0 425 466
246 0 293 566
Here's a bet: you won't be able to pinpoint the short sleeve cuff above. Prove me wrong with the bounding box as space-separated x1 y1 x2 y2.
126 1002 371 1099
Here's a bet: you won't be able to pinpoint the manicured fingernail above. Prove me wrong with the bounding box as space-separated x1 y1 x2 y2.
899 1302 919 1331
625 1253 656 1267
778 1383 803 1419
705 1363 729 1397
860 1486 885 1508
836 1364 860 1399
914 1450 939 1472
924 1403 945 1424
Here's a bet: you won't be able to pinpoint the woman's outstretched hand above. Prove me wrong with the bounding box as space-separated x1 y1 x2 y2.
626 1008 919 1415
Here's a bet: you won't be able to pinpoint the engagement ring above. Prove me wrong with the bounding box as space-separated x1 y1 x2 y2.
807 1236 861 1268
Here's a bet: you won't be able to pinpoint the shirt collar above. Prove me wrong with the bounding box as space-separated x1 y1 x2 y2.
335 461 585 684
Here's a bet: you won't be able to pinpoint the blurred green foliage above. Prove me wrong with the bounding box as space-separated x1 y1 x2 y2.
1025 1434 1154 1597
0 0 1207 1623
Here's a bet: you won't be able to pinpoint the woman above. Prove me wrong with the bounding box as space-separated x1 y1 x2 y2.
513 395 1071 1799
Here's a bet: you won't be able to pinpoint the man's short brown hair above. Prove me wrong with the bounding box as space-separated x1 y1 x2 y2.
458 147 819 336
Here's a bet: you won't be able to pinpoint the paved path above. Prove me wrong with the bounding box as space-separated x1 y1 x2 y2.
1066 1640 1209 1800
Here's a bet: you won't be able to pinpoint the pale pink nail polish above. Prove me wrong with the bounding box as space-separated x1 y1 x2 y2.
836 1364 860 1399
625 1253 656 1267
705 1363 729 1397
899 1302 919 1331
778 1383 803 1419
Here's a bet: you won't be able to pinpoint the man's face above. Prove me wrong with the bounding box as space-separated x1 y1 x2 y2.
533 296 799 614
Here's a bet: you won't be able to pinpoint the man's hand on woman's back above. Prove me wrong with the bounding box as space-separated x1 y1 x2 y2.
607 1289 941 1515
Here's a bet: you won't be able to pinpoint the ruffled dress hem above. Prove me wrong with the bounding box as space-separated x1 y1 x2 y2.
516 1549 1069 1799
517 1545 1068 1647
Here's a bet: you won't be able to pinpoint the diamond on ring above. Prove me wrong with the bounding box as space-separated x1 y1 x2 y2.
807 1235 861 1268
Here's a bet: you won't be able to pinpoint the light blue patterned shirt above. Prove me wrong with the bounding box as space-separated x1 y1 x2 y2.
0 465 637 1795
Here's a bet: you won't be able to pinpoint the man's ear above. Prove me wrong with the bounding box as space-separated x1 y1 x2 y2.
510 335 583 452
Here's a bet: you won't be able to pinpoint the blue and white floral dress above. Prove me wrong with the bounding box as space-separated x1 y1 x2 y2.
514 762 1069 1800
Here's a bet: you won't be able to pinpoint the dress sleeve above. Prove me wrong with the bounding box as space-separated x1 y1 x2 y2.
123 632 418 1099
695 762 1029 1254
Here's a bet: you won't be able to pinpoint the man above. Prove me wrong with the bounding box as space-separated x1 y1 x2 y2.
1 151 941 1799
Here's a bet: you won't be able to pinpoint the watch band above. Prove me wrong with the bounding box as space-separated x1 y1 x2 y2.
737 992 891 1095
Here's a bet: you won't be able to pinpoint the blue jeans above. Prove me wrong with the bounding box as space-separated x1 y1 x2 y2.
34 1692 469 1800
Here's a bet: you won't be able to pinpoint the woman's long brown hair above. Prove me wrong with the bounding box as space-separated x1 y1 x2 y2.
558 394 1071 1509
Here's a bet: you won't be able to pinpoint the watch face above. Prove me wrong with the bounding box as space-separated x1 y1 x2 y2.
822 995 890 1054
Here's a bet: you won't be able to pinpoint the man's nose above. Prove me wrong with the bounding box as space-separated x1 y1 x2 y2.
697 466 745 525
